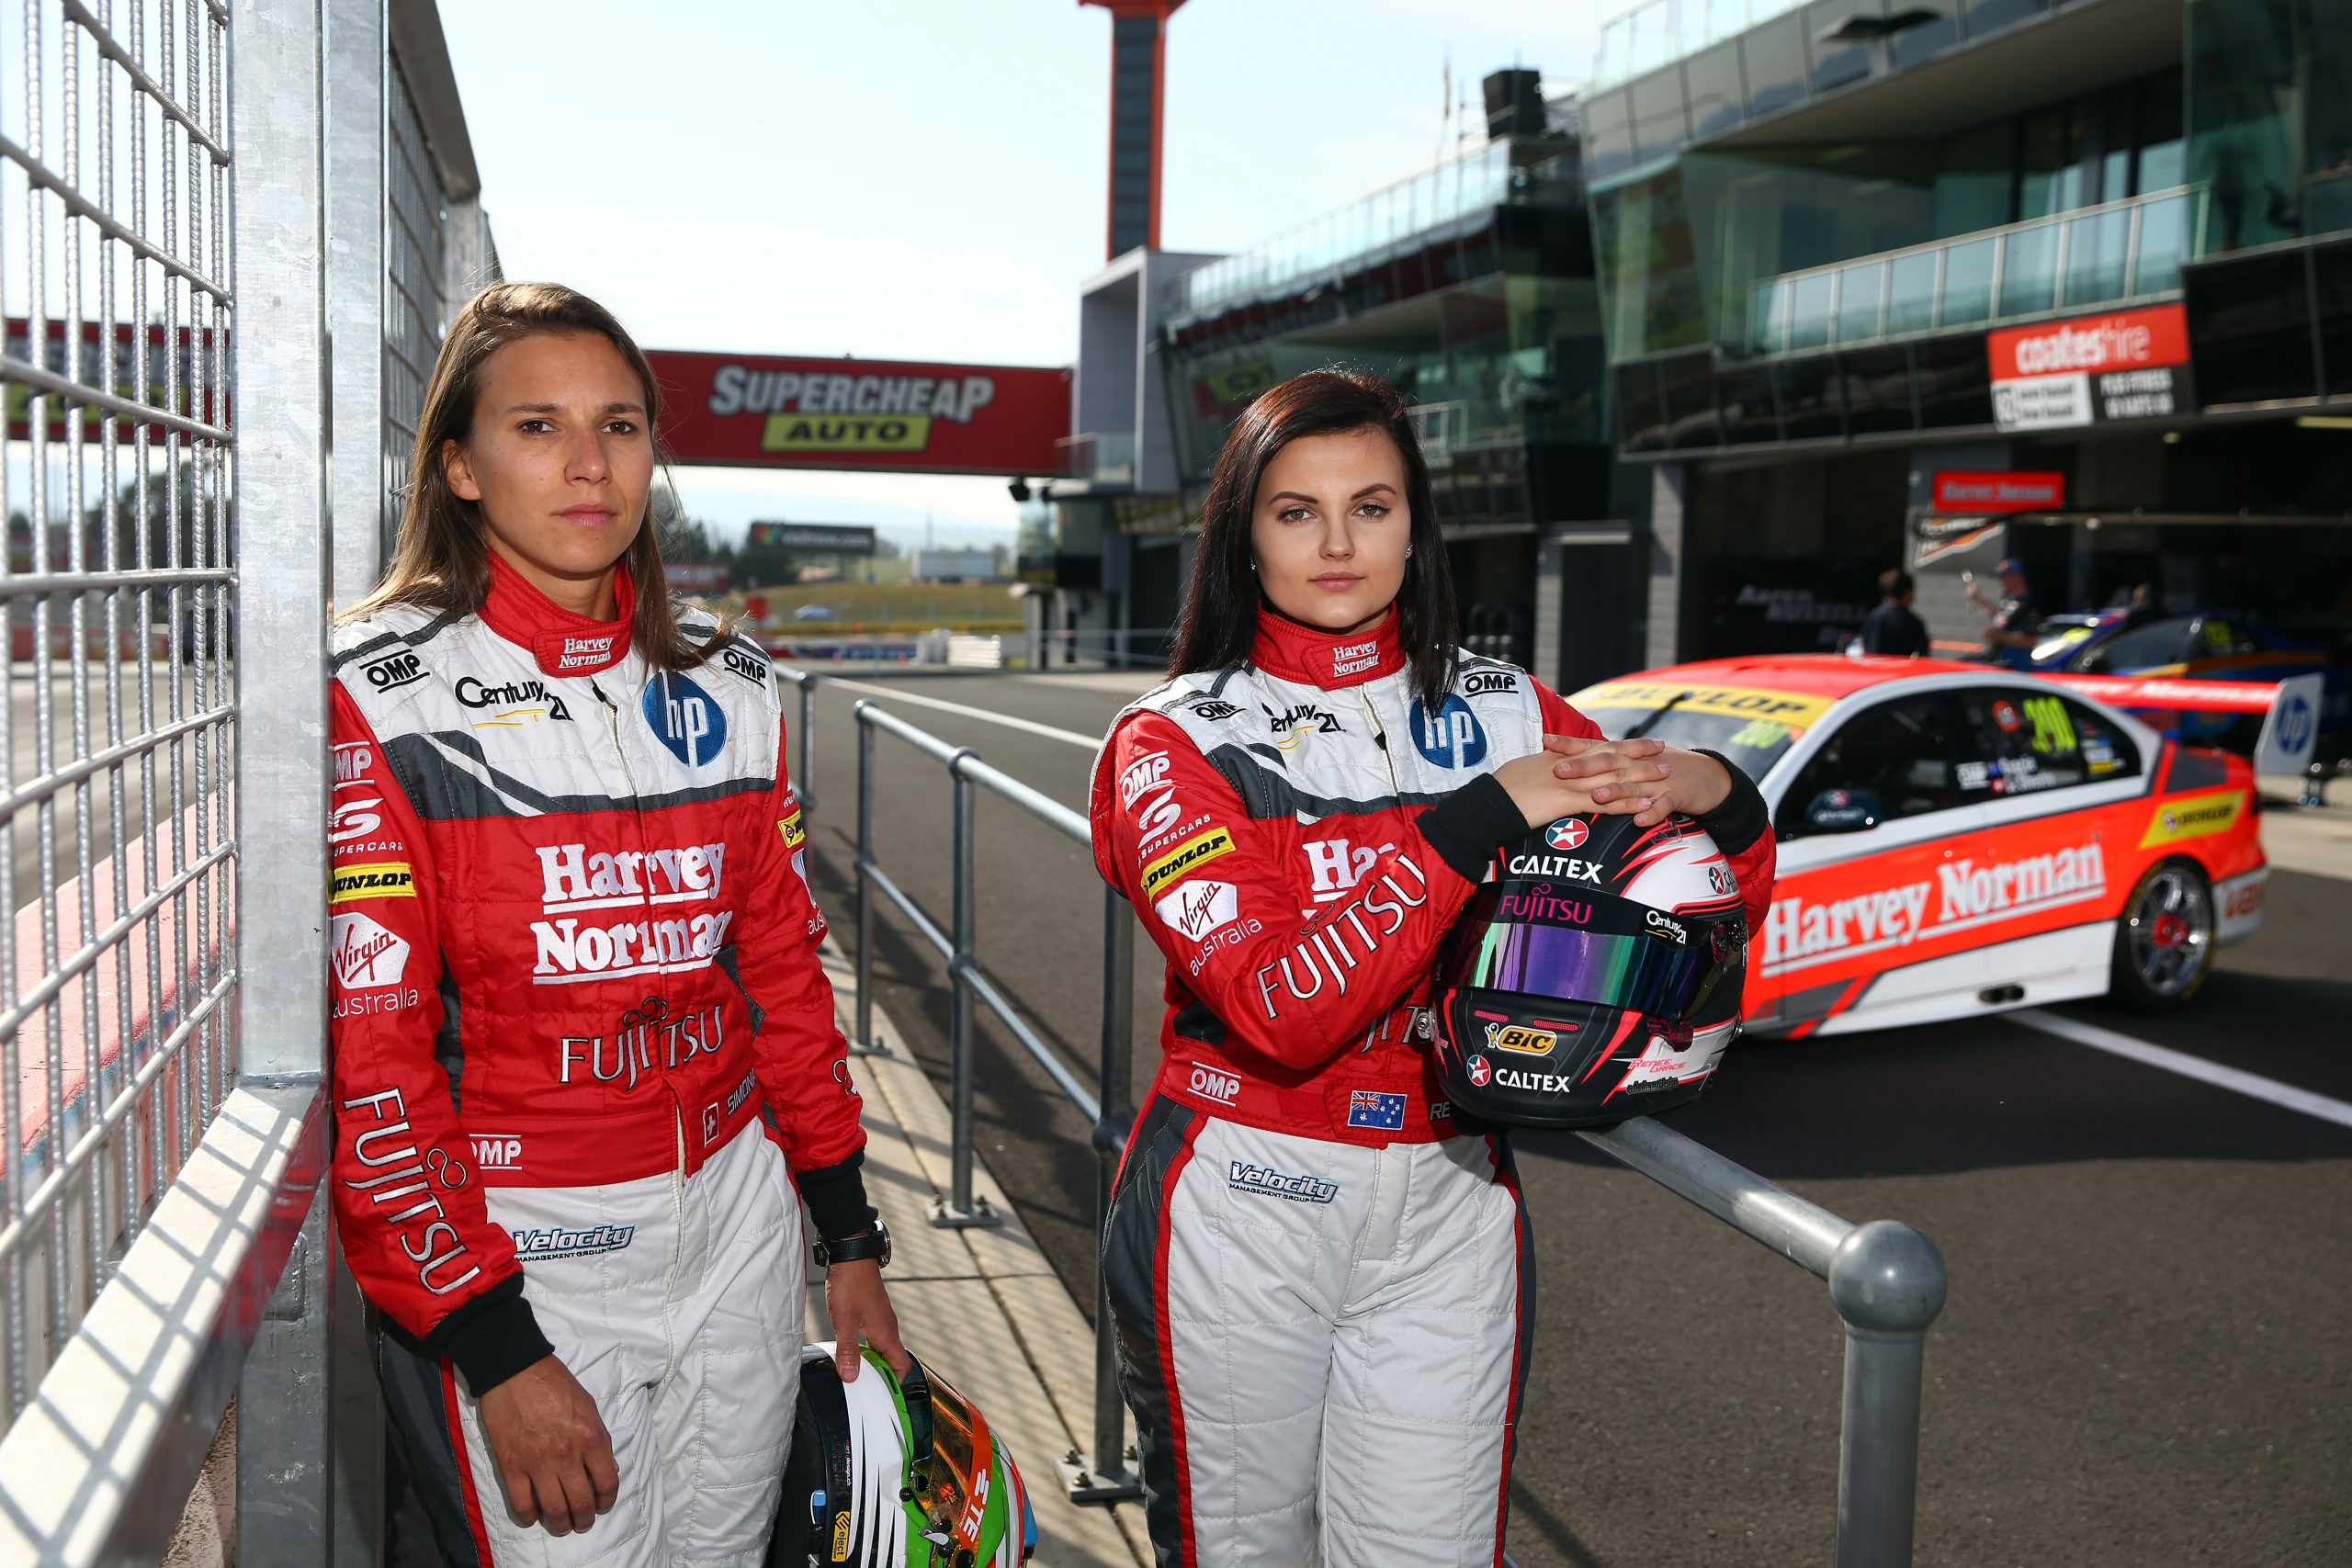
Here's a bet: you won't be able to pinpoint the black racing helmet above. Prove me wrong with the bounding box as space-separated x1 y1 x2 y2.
1432 813 1748 1128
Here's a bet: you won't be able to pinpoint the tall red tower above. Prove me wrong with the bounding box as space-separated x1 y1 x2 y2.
1079 0 1186 259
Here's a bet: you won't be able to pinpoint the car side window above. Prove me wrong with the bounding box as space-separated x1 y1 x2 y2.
1958 688 2143 796
1776 694 1959 840
2075 616 2191 672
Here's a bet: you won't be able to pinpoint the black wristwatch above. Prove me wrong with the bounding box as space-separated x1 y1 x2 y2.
811 1220 890 1269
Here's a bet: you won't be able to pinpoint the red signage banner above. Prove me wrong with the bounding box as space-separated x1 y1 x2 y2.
646 350 1070 477
1930 469 2065 514
1986 303 2191 432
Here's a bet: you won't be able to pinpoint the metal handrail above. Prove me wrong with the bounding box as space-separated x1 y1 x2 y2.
785 675 1949 1555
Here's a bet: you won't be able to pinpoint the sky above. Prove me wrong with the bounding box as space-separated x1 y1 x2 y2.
442 1 1611 547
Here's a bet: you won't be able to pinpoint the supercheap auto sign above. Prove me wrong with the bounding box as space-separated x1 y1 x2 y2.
647 350 1071 476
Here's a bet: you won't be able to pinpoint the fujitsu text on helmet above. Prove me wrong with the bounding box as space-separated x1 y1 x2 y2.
767 1342 1037 1568
1432 813 1748 1127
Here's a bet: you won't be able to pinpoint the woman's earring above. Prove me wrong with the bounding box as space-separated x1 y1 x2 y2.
1249 559 1260 573
1405 546 1415 558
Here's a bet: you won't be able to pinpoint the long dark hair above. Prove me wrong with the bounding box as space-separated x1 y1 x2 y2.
344 281 722 671
1168 368 1459 710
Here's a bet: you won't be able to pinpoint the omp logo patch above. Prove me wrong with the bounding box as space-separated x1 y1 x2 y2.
2141 789 2245 848
1139 828 1235 900
331 862 415 905
360 650 424 691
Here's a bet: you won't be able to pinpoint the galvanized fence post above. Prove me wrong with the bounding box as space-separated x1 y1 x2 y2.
1829 1220 1948 1568
796 671 818 810
232 0 338 1556
932 755 996 1227
1064 883 1141 1501
854 705 877 1054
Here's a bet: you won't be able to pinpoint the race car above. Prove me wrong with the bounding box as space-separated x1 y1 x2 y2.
1568 656 2305 1037
2028 610 2347 746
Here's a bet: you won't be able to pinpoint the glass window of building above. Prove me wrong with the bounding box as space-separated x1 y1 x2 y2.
2132 191 2196 294
2063 206 2132 307
1962 0 2048 40
1631 68 1691 164
1744 14 1809 118
1805 0 1877 93
1999 221 2061 316
2019 101 2093 220
1837 260 1885 343
1939 236 1996 326
2137 70 2188 193
1934 118 2017 238
1791 269 1836 349
2189 0 2352 250
1685 41 1746 140
1887 250 1939 334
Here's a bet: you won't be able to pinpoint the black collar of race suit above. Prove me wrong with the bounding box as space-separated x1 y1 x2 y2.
1247 603 1406 690
479 551 634 677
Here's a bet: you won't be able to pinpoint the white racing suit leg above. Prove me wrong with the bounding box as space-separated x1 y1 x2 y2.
380 1122 806 1566
1104 1096 1534 1568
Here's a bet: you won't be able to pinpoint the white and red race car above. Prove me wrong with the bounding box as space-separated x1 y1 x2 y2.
1569 656 2319 1038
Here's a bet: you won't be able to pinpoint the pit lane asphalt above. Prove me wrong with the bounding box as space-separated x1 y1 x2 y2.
786 666 2352 1568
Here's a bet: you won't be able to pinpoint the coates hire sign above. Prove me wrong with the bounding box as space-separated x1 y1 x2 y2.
647 351 1071 477
1987 303 2190 434
1930 470 2065 514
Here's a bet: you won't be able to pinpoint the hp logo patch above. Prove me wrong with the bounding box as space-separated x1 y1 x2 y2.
1545 818 1589 852
2280 693 2313 755
643 672 726 766
1412 694 1487 768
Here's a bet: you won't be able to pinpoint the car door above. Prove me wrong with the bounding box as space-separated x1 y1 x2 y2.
1754 689 1997 1036
1941 683 2152 1003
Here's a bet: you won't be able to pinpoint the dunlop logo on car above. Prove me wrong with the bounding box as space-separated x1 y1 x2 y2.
331 862 416 904
777 809 806 850
2141 789 2245 848
1139 827 1235 900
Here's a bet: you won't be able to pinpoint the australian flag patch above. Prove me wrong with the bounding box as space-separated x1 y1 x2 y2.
1345 1090 1408 1132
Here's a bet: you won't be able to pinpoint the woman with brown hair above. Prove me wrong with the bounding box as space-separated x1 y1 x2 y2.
330 282 900 1565
1088 369 1777 1565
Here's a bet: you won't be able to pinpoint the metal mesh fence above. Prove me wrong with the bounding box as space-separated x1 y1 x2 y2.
0 0 239 1424
382 48 442 556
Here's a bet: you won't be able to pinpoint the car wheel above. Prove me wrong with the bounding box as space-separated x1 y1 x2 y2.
2109 857 2214 1012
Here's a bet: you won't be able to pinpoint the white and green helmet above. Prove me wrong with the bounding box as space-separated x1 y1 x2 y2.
768 1341 1037 1568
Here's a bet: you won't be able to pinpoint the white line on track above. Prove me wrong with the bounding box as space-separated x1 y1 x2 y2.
2012 1008 2352 1130
789 671 1102 750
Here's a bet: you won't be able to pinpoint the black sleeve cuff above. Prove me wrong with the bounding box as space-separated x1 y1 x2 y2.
797 1150 877 1243
1417 773 1528 883
1690 750 1770 855
427 1275 553 1397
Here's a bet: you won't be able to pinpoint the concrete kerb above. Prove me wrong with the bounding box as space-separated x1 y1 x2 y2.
2256 773 2352 885
806 938 1151 1568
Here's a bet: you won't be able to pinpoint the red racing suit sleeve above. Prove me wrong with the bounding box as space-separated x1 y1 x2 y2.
1092 708 1542 1071
1533 682 1779 931
329 683 551 1395
729 726 873 1242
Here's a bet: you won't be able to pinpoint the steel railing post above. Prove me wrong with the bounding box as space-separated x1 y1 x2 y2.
854 705 877 1055
1062 882 1142 1502
797 671 817 810
932 753 996 1227
1828 1220 1948 1568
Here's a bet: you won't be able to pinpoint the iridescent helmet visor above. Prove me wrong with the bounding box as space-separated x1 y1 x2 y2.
1452 900 1747 1028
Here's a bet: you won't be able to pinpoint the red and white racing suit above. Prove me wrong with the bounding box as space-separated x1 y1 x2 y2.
330 557 870 1566
1089 607 1774 1568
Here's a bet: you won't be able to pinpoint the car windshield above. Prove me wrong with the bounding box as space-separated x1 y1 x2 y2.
2030 624 2099 666
1569 678 1830 784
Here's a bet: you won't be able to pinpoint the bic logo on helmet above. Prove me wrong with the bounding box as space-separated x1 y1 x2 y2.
1413 694 1487 768
643 672 727 766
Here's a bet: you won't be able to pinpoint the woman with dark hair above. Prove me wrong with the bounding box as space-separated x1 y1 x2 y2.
330 282 902 1564
1088 368 1776 1565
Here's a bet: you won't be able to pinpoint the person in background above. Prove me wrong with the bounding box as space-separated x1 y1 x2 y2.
1966 557 2041 669
2120 581 2163 631
1859 568 1932 658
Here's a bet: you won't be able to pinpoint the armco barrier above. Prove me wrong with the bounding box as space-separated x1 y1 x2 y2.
786 668 1950 1563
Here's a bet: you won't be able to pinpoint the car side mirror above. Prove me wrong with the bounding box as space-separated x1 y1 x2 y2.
1804 788 1881 833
